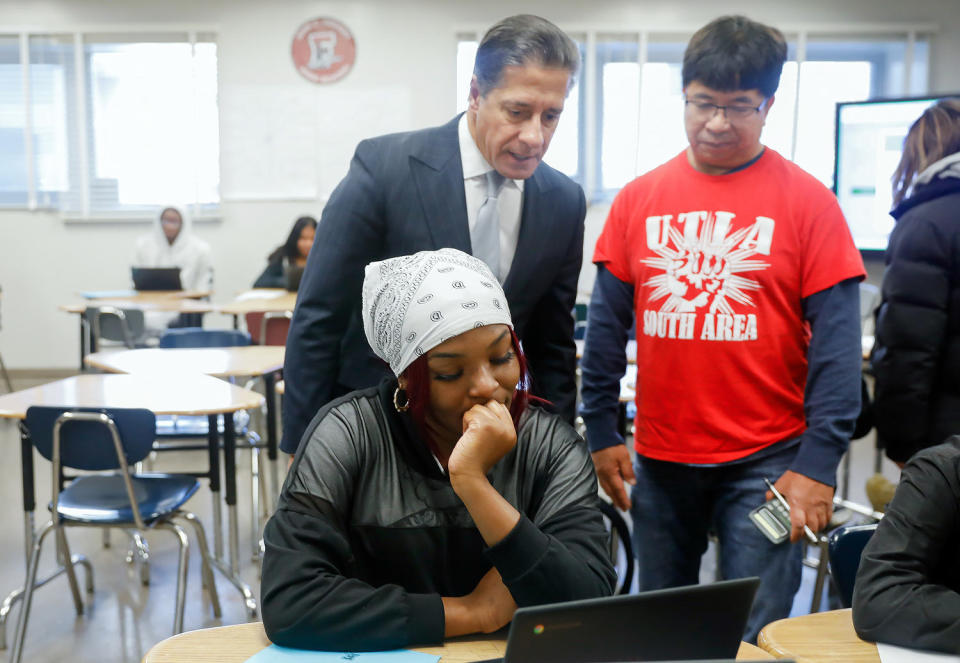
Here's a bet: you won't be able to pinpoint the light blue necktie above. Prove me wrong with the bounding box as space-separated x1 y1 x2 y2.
471 170 505 280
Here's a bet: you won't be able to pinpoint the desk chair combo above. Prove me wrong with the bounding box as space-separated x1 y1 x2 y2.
156 327 275 563
10 406 221 663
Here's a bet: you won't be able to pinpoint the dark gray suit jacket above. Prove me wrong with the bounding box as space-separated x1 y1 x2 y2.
281 115 586 454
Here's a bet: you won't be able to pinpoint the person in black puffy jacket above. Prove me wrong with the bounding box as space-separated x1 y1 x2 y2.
872 98 960 464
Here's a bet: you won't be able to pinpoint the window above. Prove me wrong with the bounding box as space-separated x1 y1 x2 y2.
460 28 933 200
0 31 219 216
0 36 27 206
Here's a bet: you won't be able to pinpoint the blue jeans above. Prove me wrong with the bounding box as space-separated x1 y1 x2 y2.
630 444 803 642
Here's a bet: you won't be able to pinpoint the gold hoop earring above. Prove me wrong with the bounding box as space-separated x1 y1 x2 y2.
393 387 410 412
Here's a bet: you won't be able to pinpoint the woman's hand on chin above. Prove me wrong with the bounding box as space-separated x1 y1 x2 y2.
448 400 517 483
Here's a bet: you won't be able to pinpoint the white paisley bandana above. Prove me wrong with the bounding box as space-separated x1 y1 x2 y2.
361 248 514 376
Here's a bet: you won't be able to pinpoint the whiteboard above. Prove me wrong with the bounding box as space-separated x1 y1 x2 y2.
220 84 319 200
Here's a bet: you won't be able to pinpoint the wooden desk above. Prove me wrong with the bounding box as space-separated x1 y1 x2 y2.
217 290 297 316
60 290 215 370
85 347 284 379
143 621 773 662
0 373 261 420
0 374 264 634
60 290 214 315
84 347 286 570
758 609 880 662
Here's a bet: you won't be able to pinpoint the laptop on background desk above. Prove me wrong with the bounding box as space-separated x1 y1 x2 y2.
131 267 182 291
284 264 305 292
475 577 761 663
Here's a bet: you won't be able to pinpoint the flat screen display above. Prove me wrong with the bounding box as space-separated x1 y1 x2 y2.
833 95 944 252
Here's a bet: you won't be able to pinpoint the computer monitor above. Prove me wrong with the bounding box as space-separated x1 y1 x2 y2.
833 94 955 253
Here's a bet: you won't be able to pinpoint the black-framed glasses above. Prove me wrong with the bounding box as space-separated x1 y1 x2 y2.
684 97 766 121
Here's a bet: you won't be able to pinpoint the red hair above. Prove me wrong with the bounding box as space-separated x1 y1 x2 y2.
402 328 534 447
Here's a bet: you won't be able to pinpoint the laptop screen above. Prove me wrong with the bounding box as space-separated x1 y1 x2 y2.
131 267 182 291
499 578 761 663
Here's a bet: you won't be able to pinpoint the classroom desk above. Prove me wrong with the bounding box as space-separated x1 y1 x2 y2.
217 289 297 327
0 374 264 647
61 290 215 369
84 347 285 567
142 621 774 662
758 608 880 662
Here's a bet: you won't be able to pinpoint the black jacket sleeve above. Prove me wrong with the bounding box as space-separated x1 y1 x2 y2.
261 507 444 651
520 187 586 423
852 441 960 653
281 140 385 454
253 259 285 289
489 412 617 603
871 213 952 463
262 406 444 651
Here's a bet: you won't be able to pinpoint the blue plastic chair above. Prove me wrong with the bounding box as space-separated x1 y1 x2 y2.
154 327 252 437
598 500 635 595
828 522 879 608
159 327 251 348
11 407 221 663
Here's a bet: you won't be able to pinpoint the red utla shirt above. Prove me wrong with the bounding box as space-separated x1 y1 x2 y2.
594 149 866 464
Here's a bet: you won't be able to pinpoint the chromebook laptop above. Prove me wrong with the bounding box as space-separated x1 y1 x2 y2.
131 267 182 291
475 577 761 663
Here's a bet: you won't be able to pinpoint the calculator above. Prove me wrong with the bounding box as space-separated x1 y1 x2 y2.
748 498 792 544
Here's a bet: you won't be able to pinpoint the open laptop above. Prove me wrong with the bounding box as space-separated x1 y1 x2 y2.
476 577 761 663
131 267 182 291
284 264 305 292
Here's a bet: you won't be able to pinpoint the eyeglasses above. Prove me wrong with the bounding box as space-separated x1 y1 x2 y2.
684 97 766 122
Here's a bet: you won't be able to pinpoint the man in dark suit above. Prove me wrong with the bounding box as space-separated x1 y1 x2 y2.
281 14 586 455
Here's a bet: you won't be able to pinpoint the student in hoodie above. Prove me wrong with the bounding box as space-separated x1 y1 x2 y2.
134 206 213 330
135 206 213 292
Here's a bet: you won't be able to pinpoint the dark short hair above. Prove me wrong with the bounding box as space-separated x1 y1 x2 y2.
473 14 579 96
682 15 787 98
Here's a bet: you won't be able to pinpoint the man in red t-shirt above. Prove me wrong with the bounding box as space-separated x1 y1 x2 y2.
580 15 865 640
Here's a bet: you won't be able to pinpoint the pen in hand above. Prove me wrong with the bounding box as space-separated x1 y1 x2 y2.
763 477 819 545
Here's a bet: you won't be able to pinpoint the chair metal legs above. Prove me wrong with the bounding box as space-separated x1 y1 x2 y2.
808 535 831 613
123 530 151 585
154 522 190 635
250 445 261 561
176 512 221 619
9 514 204 658
250 442 272 562
57 528 84 616
10 521 56 663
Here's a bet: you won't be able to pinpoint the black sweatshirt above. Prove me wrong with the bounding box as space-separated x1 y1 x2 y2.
261 380 616 651
852 437 960 653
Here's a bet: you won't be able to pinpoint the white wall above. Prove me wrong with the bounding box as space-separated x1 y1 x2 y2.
1 0 958 369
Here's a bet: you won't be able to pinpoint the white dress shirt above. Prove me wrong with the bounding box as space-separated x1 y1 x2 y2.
458 114 523 282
